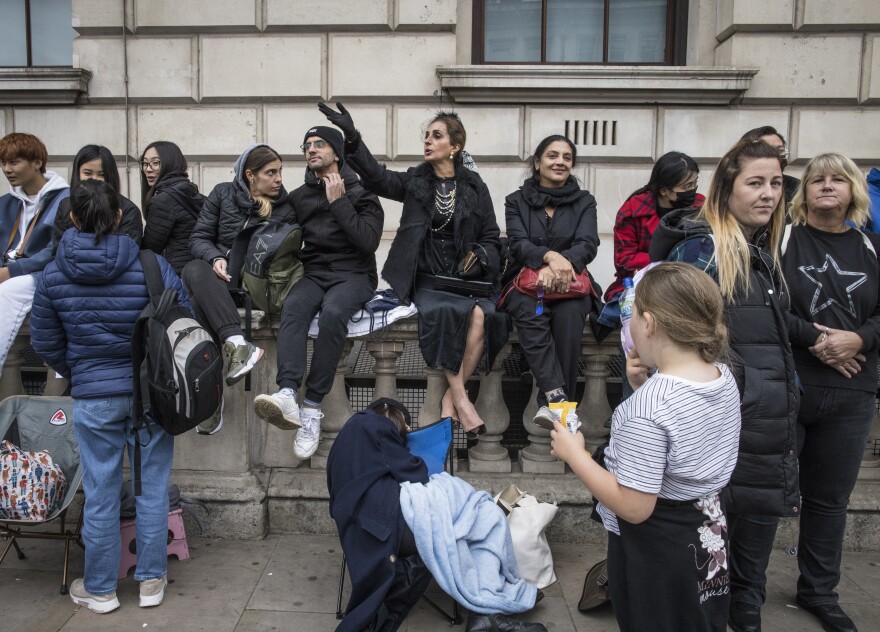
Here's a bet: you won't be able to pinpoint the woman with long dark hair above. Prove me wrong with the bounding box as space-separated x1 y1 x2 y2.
503 134 598 428
140 141 204 274
53 144 143 249
320 103 506 436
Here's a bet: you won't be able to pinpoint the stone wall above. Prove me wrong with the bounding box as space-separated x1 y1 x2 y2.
1 0 878 288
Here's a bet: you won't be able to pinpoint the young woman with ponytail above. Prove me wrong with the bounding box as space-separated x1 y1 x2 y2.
31 179 189 613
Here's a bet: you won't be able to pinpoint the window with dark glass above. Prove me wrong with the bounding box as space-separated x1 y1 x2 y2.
475 0 686 65
0 0 74 67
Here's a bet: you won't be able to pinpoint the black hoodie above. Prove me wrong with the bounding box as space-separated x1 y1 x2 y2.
143 171 205 273
650 208 806 518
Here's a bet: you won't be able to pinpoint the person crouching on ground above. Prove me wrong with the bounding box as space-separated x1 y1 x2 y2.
30 180 189 613
254 126 383 460
551 263 742 632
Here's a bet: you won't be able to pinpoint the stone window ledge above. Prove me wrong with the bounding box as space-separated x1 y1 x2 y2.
437 65 759 106
0 67 91 105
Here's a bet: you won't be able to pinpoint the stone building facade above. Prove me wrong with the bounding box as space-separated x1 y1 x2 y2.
2 0 879 288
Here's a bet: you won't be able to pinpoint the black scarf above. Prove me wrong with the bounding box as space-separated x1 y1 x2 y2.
520 176 582 208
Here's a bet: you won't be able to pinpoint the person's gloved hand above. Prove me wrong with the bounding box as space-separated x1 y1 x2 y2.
318 101 357 140
456 250 483 278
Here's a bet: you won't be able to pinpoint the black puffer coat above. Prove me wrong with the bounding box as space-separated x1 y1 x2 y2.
345 139 500 304
650 209 813 517
190 147 295 264
143 172 205 273
289 164 383 284
53 194 143 253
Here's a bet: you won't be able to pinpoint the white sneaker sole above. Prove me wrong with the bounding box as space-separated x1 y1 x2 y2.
532 412 557 431
226 347 265 386
139 591 165 607
71 593 121 614
254 394 300 430
294 436 320 460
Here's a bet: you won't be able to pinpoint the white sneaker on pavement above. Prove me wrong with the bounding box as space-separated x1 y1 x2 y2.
139 576 167 608
69 578 120 614
254 390 301 430
294 407 323 459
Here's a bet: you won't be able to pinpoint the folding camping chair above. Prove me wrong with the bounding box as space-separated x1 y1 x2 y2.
0 395 84 594
336 415 462 625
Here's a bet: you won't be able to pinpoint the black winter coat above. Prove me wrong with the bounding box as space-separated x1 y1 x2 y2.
327 410 428 632
190 182 295 264
289 165 383 284
53 194 143 253
345 140 501 304
505 177 599 272
142 172 205 273
650 209 810 517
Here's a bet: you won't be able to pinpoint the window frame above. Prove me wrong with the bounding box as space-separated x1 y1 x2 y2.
1 0 74 68
472 0 689 66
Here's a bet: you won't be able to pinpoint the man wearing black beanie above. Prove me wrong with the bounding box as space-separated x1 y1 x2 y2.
254 126 384 460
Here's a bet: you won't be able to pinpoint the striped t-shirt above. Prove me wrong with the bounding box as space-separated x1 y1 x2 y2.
598 363 741 535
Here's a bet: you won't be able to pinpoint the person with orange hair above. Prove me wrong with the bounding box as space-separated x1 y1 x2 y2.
0 132 69 375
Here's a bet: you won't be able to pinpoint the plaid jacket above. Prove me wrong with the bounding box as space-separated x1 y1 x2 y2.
605 190 705 300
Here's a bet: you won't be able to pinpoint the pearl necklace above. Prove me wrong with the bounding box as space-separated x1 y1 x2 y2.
432 184 456 232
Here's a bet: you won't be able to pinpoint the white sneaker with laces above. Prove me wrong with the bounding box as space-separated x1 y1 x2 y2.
294 408 323 459
139 576 167 608
69 578 120 614
254 390 301 430
533 404 582 433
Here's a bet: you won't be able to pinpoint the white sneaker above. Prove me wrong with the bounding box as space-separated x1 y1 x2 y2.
139 576 167 608
533 404 582 433
69 578 120 614
294 408 323 459
254 391 301 430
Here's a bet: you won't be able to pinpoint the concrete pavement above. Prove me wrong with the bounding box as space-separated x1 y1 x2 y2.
3 533 879 631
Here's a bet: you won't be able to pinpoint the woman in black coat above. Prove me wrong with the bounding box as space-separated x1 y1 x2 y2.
140 141 205 274
320 103 506 436
53 144 143 251
504 135 598 429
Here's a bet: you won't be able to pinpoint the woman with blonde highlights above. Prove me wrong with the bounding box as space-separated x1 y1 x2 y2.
779 152 877 632
650 138 824 632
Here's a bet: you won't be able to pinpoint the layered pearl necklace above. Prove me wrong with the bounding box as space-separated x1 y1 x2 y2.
432 181 457 232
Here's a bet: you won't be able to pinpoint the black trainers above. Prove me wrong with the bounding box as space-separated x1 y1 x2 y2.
729 600 762 632
796 597 858 632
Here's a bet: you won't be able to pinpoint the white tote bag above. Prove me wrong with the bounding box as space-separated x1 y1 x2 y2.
494 484 558 589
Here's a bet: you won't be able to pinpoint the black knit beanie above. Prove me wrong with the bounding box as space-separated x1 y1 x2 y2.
303 126 344 170
368 397 412 428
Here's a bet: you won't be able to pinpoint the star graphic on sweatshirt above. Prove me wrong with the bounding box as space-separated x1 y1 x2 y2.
798 255 867 318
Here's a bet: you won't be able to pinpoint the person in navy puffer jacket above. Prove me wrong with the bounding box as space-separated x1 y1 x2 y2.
30 179 190 615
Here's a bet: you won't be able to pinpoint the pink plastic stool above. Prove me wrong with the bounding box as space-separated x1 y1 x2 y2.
118 508 190 579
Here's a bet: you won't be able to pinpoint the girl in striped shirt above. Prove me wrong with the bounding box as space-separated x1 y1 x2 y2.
551 262 741 632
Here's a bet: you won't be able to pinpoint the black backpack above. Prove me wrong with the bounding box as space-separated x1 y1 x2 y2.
130 250 223 494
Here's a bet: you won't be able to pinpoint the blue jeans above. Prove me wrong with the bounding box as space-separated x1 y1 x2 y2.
796 385 874 605
74 394 173 595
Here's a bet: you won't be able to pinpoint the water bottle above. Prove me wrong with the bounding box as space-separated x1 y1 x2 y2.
620 277 635 356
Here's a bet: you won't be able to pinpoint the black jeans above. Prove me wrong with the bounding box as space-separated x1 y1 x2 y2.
504 290 590 405
728 511 780 608
181 259 243 341
276 269 374 402
796 385 874 605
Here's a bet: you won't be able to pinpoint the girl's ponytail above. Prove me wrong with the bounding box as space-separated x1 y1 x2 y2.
70 179 120 244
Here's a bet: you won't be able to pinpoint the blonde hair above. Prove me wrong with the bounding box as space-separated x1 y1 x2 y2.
244 146 282 218
697 139 786 301
789 152 870 227
634 263 728 363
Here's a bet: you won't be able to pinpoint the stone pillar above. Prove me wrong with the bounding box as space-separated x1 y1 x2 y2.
519 379 564 474
0 334 27 400
367 341 404 400
420 367 446 425
579 335 615 454
470 345 512 472
310 341 353 470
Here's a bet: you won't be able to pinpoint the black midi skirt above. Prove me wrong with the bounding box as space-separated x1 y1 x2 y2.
413 281 510 374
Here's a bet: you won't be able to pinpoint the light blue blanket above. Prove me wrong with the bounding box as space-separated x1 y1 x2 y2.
399 472 537 614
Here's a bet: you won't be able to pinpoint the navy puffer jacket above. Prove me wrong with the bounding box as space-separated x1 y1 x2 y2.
31 229 190 399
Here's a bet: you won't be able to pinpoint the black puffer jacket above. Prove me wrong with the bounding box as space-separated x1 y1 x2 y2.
649 209 812 518
505 177 599 272
190 146 295 264
143 172 205 273
53 194 143 253
289 164 383 284
345 139 500 304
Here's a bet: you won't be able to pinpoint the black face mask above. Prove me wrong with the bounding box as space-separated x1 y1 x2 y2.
671 188 697 209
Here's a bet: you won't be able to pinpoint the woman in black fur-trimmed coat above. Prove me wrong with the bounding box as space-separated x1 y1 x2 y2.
320 103 507 436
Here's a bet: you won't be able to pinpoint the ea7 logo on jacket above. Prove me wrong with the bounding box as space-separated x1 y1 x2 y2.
49 409 68 426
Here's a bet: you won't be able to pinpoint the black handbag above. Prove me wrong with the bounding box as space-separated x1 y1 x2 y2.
432 275 494 298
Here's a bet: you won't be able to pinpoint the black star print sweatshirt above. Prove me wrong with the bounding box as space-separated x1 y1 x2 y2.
782 224 880 392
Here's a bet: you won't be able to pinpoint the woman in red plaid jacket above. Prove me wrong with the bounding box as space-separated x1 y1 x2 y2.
605 152 704 302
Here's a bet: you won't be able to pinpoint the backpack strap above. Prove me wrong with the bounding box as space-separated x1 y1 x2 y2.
780 224 793 256
139 249 165 306
227 223 261 289
853 227 877 258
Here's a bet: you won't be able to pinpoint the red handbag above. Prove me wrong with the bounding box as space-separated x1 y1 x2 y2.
513 266 592 300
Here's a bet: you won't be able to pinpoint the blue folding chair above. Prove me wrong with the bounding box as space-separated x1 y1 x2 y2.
336 416 462 625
